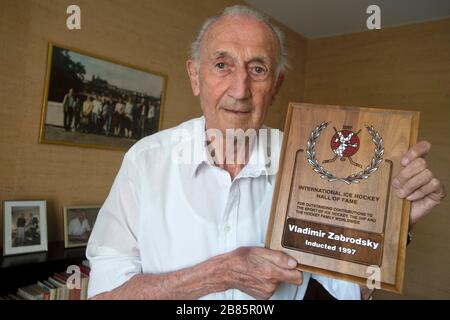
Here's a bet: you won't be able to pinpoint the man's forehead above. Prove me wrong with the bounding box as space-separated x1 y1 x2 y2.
201 15 278 56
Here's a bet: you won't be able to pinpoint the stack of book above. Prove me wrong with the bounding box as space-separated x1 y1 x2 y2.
0 260 90 300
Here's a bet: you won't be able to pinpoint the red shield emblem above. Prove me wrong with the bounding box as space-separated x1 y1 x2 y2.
323 125 362 168
330 129 360 158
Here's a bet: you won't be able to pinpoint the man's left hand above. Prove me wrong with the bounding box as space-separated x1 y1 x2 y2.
392 140 447 228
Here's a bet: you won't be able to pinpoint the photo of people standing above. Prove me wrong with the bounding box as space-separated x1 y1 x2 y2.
11 207 41 248
40 44 166 150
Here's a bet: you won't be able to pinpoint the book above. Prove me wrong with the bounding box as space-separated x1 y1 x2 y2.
17 284 45 300
54 272 81 300
37 281 55 300
48 276 67 300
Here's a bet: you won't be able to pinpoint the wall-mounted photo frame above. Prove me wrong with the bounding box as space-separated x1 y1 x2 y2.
63 206 100 248
3 200 48 256
39 43 168 151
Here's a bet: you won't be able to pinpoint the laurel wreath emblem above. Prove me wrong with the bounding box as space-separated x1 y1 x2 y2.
306 122 384 184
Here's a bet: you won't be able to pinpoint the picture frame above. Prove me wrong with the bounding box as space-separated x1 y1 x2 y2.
39 42 168 151
63 205 100 248
3 200 48 256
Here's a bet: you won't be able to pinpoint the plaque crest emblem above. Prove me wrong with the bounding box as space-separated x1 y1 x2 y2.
306 122 384 184
323 126 362 168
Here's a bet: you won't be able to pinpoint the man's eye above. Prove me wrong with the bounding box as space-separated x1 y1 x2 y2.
255 67 264 73
216 62 227 69
251 66 267 75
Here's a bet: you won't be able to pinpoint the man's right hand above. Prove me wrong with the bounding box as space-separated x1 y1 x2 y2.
90 246 303 300
220 247 303 300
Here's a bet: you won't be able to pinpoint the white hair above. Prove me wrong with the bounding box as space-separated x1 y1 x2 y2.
189 5 288 76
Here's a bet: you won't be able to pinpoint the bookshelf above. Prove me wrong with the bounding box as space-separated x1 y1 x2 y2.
0 242 86 295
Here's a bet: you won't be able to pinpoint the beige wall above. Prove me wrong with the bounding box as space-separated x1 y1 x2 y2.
0 0 306 243
304 18 450 299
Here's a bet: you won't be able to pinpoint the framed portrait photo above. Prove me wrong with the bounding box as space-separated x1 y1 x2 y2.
39 43 167 151
63 206 100 248
3 200 48 256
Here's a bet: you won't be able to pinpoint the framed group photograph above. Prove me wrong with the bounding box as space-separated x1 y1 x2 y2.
39 43 168 150
63 206 100 248
3 200 48 256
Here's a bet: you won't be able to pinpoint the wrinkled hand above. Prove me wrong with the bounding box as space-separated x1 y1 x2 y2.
224 247 302 300
392 141 447 227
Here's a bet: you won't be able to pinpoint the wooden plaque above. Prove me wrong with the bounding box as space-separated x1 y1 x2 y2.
265 103 420 293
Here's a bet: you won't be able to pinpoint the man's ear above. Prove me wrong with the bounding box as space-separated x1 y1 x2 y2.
271 73 285 105
186 60 200 96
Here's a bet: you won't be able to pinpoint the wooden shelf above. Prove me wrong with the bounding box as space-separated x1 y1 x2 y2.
0 242 86 295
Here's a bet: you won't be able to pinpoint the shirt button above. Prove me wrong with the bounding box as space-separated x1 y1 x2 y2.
224 225 231 232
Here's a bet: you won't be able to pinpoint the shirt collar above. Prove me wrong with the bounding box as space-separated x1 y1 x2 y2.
190 117 281 184
190 116 209 176
237 125 279 183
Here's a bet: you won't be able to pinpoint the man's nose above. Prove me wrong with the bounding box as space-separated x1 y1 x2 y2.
228 67 251 100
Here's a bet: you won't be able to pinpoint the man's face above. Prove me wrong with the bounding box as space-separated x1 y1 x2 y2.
77 211 86 221
187 15 283 133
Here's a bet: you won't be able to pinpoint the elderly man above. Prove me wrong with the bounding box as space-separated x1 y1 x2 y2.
68 210 91 242
86 5 446 300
